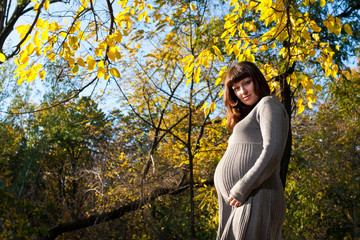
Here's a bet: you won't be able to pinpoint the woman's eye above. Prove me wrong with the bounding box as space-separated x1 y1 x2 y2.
244 81 251 85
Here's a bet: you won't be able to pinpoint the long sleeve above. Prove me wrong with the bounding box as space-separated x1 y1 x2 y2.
229 97 289 204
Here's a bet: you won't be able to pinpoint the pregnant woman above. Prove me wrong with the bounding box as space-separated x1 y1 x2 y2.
214 61 289 240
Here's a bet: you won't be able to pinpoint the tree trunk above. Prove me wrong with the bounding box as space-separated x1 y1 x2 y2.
279 63 295 188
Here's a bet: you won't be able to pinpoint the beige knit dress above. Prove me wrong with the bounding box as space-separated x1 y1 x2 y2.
214 96 289 240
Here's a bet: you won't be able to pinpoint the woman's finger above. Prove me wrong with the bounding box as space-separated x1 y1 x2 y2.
231 199 238 206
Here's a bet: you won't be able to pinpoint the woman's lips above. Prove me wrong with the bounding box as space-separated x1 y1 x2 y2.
243 95 250 101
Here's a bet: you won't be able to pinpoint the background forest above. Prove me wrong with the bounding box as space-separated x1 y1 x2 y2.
0 0 359 239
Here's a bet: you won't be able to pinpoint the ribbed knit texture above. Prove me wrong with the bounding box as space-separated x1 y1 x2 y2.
214 96 289 240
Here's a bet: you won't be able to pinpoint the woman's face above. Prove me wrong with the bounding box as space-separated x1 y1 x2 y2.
231 77 260 106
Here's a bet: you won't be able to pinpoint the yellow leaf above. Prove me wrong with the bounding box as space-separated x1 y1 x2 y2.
49 21 59 31
86 56 96 72
41 29 49 41
110 68 121 78
323 19 333 33
310 49 316 57
219 90 224 97
230 0 237 6
200 102 208 110
20 54 29 64
298 104 305 114
39 70 45 80
185 64 194 78
78 31 85 40
190 3 196 11
193 67 201 83
233 2 239 12
309 22 322 32
14 62 28 73
181 55 194 63
16 25 31 39
259 45 268 53
212 45 223 61
47 52 56 62
210 102 216 112
34 3 40 12
204 107 210 116
233 45 240 57
215 77 222 85
0 53 5 62
319 0 326 8
17 77 25 85
68 35 78 47
36 18 44 28
114 50 121 59
44 0 50 11
221 30 228 39
95 48 103 57
97 67 106 78
26 43 35 55
73 65 79 75
331 64 339 78
334 17 342 36
301 28 312 41
77 58 85 67
306 88 314 95
154 13 162 21
14 57 20 66
114 32 122 43
221 118 227 126
107 49 116 61
60 31 67 38
98 60 105 68
344 23 353 36
68 57 75 67
314 84 322 92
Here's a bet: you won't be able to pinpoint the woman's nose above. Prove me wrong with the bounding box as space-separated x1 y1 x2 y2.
240 87 247 94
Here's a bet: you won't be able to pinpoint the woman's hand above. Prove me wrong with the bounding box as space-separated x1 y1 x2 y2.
228 195 243 207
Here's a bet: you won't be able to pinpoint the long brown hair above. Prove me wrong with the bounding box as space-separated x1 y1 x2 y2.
224 61 271 131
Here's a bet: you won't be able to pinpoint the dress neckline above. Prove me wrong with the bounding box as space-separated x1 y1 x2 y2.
233 96 274 128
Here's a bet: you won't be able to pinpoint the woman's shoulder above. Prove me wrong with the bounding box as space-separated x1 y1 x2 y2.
256 95 287 115
258 95 282 107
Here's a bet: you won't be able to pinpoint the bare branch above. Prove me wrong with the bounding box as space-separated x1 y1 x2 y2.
43 179 213 240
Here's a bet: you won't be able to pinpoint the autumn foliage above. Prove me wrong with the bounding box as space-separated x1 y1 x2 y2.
0 0 359 239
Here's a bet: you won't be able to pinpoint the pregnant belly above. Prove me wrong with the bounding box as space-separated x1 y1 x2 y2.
214 142 262 197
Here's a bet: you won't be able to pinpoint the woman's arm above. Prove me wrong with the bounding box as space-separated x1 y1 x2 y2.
229 97 289 204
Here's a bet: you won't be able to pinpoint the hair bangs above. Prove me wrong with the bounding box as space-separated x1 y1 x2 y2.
226 70 251 88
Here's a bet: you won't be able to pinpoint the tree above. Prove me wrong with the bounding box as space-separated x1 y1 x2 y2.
0 94 114 239
1 0 359 187
284 61 360 239
1 0 360 238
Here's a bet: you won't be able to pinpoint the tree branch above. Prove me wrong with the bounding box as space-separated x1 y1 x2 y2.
336 3 360 18
0 0 30 55
43 179 213 240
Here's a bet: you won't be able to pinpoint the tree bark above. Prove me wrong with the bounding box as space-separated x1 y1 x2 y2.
278 63 295 188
